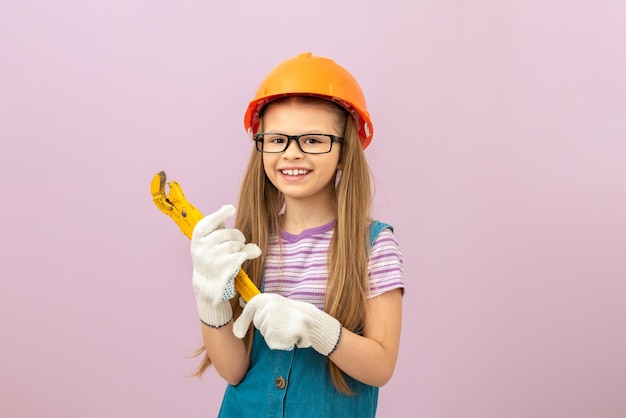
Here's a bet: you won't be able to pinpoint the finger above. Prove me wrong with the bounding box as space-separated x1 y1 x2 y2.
199 228 246 247
239 243 262 261
191 237 244 260
192 204 236 239
232 298 259 338
268 341 295 351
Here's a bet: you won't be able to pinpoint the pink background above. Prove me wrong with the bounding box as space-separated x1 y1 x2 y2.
2 1 625 417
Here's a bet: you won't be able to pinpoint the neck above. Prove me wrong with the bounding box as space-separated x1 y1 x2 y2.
281 195 336 235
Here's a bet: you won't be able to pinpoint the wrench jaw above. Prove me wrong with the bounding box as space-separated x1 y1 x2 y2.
150 171 203 239
151 171 174 213
165 180 204 239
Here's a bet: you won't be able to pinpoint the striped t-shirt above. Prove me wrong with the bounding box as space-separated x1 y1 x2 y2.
262 220 404 310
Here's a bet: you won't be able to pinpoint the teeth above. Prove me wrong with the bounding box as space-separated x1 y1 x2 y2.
282 169 309 176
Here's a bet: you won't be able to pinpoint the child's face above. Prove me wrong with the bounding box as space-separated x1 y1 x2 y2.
261 100 342 205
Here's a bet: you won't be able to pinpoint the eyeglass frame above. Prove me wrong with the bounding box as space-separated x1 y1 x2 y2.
254 132 344 154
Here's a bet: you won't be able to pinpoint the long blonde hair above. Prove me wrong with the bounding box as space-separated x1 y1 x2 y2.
193 96 373 394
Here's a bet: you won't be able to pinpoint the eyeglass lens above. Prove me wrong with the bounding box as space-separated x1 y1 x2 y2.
257 134 334 154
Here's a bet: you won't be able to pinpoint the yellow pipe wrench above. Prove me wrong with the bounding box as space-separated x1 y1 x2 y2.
150 171 260 301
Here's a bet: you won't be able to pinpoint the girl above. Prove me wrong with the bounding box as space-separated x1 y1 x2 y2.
190 52 405 417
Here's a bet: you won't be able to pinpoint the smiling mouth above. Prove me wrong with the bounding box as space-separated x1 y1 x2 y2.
281 169 310 176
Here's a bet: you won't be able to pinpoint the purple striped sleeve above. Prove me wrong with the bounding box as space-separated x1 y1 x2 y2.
368 228 405 298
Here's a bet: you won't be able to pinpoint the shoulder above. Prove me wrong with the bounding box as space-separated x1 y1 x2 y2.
369 226 402 260
367 220 404 297
369 220 397 248
368 221 403 272
369 220 392 242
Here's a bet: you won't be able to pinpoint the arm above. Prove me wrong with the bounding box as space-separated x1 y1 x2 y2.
328 288 403 387
201 305 249 385
190 205 261 385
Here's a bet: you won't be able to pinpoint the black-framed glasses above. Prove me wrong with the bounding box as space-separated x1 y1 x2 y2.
254 133 344 154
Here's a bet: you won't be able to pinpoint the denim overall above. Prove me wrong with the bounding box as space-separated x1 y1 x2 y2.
218 222 391 418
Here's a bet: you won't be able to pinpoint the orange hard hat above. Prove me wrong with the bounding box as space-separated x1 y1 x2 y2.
244 52 374 149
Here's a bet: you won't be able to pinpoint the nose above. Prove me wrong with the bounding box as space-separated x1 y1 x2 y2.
282 137 304 158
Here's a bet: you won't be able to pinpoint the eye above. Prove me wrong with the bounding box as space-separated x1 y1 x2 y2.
266 135 286 144
301 135 324 145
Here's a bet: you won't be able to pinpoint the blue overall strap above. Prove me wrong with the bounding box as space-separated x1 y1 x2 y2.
370 220 392 246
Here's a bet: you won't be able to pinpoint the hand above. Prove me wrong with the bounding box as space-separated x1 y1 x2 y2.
191 204 261 327
233 293 342 357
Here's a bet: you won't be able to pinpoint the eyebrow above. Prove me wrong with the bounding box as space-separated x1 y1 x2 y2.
261 131 335 135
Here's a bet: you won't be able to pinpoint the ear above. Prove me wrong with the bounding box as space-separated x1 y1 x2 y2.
335 169 343 186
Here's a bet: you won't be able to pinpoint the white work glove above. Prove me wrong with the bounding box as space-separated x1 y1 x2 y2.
233 293 343 357
191 204 261 328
